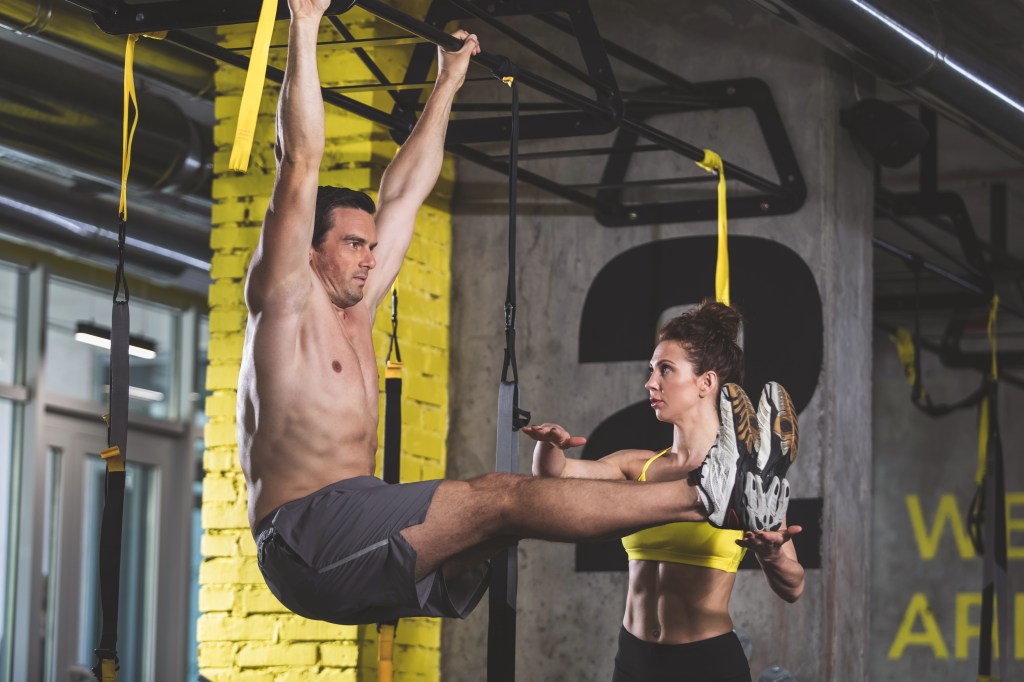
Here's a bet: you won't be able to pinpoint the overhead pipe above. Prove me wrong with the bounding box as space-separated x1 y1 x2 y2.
0 0 215 98
748 0 1024 162
0 35 211 197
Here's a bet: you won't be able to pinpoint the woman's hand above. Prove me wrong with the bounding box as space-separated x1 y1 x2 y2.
288 0 330 20
524 423 586 478
736 525 802 560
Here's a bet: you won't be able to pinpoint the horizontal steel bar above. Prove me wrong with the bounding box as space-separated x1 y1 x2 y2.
490 143 664 161
352 0 619 122
567 175 718 190
620 118 790 198
227 35 427 52
325 77 493 93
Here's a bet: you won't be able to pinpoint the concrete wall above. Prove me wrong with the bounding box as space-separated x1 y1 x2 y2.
442 1 873 679
871 333 1024 680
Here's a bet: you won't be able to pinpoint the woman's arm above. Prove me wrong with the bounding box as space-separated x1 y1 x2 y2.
738 525 805 603
524 423 630 480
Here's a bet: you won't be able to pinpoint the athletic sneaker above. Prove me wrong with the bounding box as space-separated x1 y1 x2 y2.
741 472 790 532
697 384 758 529
754 381 799 481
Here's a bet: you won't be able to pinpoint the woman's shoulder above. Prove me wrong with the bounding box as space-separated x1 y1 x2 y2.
601 448 665 480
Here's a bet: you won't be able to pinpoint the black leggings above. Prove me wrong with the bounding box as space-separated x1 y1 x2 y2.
612 627 752 682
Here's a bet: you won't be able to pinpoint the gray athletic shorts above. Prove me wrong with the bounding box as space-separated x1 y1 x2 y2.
254 476 490 625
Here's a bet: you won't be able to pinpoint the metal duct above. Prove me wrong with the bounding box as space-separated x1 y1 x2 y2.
0 35 211 196
748 0 1024 162
0 0 214 98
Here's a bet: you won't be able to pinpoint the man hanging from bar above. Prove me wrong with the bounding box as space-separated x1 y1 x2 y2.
240 0 790 626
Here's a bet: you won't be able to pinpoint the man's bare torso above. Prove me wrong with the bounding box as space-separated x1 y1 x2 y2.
238 278 379 529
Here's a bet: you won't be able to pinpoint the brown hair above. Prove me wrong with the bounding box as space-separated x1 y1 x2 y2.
658 300 744 384
312 186 376 249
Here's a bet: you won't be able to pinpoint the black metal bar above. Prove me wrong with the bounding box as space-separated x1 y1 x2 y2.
875 204 985 280
445 103 576 113
165 30 408 132
449 143 612 212
873 237 987 297
620 118 790 198
325 77 493 94
567 175 719 190
492 143 664 161
919 106 938 195
875 321 1024 391
227 35 427 51
535 12 700 94
327 15 402 104
353 0 619 121
991 182 1008 261
444 0 607 93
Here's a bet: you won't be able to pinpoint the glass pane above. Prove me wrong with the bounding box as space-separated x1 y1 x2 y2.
0 400 15 678
0 262 20 385
42 448 62 682
78 458 157 682
45 278 179 419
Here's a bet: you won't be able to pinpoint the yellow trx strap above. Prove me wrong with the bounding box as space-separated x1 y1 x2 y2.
891 327 919 391
974 295 999 487
119 34 140 220
377 623 396 682
696 150 729 306
229 0 278 172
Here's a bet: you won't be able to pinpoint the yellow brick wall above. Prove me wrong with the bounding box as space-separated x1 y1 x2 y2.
200 8 450 681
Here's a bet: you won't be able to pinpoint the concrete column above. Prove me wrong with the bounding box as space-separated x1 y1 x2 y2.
442 1 873 679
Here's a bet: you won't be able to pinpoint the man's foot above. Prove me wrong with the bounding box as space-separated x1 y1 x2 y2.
697 384 758 529
754 381 798 481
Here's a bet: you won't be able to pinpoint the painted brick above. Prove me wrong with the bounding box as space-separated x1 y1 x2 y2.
207 364 242 391
205 391 238 418
210 252 250 280
197 613 277 642
197 643 238 668
200 557 263 585
277 670 357 682
204 449 239 472
278 616 358 642
238 587 290 615
209 307 248 333
318 642 360 668
237 643 318 668
198 585 236 613
201 532 239 558
203 474 239 502
202 502 250 531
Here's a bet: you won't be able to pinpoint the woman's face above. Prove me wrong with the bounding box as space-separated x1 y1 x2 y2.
645 340 713 422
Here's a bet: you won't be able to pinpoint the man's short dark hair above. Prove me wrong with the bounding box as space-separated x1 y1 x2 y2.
313 186 376 249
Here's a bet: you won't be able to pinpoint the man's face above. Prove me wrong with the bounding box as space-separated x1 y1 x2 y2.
309 207 378 309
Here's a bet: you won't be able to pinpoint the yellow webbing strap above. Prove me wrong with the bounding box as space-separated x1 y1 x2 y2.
120 34 140 220
101 446 125 473
229 0 278 172
891 327 918 389
696 150 729 306
101 657 117 682
974 295 999 486
377 623 395 682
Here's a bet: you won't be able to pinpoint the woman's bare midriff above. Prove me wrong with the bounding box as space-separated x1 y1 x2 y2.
623 560 737 644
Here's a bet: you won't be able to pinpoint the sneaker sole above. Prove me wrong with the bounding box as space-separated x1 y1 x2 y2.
756 381 798 478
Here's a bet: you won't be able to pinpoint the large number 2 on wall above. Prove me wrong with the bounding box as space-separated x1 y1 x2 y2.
576 235 823 571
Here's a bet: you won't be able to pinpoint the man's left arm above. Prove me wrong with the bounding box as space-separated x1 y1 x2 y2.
364 30 481 311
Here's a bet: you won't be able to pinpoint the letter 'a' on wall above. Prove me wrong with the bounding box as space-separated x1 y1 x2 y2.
576 235 823 571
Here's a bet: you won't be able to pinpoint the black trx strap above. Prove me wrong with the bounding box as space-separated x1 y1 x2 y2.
378 287 402 682
489 56 529 682
967 298 1012 682
94 214 131 682
94 34 140 682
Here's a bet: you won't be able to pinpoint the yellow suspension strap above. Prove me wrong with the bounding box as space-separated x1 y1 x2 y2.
696 150 729 306
377 286 402 682
229 0 278 172
92 31 143 682
969 295 1012 682
889 260 986 416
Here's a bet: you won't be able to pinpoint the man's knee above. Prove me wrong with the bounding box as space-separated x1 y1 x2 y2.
465 472 529 528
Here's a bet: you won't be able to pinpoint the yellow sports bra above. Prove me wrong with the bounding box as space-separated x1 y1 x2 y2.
621 448 746 572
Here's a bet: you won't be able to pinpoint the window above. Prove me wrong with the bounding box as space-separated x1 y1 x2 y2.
45 279 180 419
0 263 19 385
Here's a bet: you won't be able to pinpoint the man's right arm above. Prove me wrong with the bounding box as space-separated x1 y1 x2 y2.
245 0 328 313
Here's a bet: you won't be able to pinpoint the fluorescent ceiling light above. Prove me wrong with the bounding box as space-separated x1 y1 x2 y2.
102 384 166 402
74 322 158 360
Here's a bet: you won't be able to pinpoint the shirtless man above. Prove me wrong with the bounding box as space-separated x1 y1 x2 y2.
240 0 781 626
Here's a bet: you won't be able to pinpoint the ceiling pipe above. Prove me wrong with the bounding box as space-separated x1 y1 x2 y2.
0 34 211 197
748 0 1024 162
0 0 215 98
